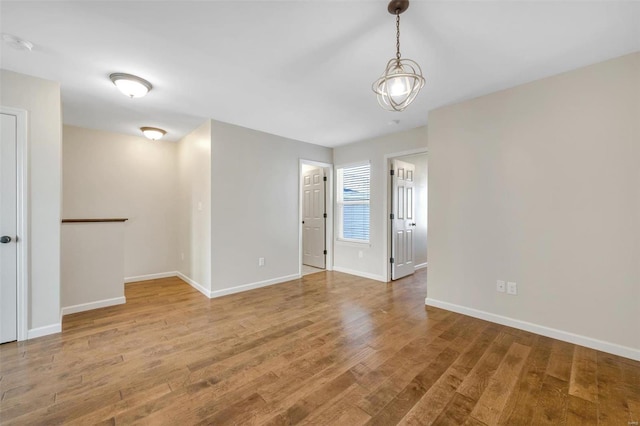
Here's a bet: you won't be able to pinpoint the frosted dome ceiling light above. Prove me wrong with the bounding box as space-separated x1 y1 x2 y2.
372 0 425 112
110 73 152 98
2 34 34 51
140 127 166 140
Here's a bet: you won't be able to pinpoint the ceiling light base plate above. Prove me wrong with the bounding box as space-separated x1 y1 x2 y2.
387 0 409 15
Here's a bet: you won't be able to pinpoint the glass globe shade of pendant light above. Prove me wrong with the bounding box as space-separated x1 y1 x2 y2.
386 65 411 100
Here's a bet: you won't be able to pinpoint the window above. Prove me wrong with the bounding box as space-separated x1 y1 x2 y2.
337 163 370 242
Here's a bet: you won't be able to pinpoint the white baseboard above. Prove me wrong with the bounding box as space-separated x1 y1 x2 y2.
125 271 177 283
61 296 126 317
176 272 211 298
415 262 428 270
425 297 640 362
332 266 387 283
209 273 301 298
176 272 305 299
27 323 62 340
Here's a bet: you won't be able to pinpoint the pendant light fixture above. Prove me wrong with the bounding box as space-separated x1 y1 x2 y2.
372 0 425 112
140 127 166 140
110 73 152 98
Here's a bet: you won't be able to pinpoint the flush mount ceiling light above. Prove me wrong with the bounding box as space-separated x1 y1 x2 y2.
110 73 152 98
372 0 425 112
140 127 166 140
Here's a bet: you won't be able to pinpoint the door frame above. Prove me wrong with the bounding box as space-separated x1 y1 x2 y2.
1 106 28 341
383 148 428 282
298 159 333 275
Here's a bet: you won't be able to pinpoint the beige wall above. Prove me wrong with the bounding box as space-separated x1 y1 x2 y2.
1 70 62 333
333 126 428 281
427 53 639 357
177 120 212 292
61 222 125 310
63 125 178 279
210 120 332 295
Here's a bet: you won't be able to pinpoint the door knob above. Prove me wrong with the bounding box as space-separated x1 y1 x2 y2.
0 236 11 244
411 223 416 227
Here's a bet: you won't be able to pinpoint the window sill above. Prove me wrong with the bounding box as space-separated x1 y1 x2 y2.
335 239 371 248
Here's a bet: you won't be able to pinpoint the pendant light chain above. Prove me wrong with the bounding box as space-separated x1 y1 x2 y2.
395 12 401 62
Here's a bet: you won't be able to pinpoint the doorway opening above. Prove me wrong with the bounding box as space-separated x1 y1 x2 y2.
386 150 428 281
299 160 333 277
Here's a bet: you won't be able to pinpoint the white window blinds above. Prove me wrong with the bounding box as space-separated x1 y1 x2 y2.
337 163 370 242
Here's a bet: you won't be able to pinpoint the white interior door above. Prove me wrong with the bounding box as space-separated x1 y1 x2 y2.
391 159 416 280
302 166 326 269
1 113 18 343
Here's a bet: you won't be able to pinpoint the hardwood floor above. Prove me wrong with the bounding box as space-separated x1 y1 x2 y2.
1 269 638 425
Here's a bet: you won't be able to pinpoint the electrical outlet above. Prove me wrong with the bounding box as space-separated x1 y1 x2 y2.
358 250 363 259
507 281 517 295
180 252 185 261
496 280 506 293
258 257 265 267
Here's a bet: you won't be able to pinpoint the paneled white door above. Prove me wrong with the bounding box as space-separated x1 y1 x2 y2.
391 159 416 280
1 113 18 343
302 167 326 269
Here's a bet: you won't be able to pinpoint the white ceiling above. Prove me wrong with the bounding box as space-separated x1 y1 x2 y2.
1 1 638 147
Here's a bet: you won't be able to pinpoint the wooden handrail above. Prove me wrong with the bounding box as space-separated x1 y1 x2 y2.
62 218 128 223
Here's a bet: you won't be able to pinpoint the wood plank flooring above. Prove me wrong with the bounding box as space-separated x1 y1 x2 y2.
1 269 638 425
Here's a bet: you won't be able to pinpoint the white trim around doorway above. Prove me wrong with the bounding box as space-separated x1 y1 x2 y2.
1 106 29 341
298 159 334 276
